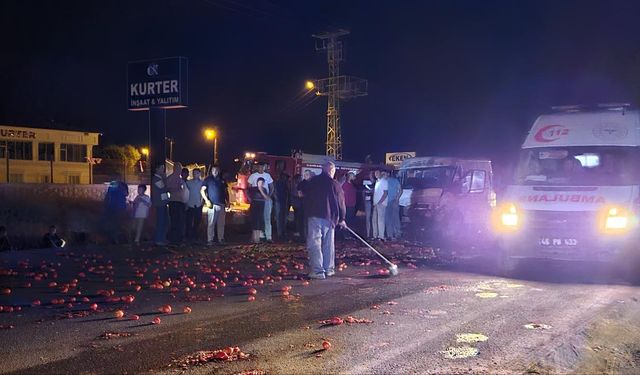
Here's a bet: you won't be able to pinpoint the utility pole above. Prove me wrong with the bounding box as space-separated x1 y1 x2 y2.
312 29 367 160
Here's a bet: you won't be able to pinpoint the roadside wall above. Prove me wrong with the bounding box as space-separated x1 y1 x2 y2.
0 183 140 249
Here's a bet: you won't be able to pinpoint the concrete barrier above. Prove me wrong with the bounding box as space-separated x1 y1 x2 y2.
0 183 141 249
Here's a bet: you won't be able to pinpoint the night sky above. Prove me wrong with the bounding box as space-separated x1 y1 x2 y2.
2 0 640 171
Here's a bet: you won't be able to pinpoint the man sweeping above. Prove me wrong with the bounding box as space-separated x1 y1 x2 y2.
303 161 346 279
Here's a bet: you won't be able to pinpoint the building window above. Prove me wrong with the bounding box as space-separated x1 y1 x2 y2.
38 143 55 161
67 175 81 184
60 144 87 162
0 141 33 160
8 173 24 183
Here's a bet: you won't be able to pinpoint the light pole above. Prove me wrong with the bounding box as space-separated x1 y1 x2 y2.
204 128 217 165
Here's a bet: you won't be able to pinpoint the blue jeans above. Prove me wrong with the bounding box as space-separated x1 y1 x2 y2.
274 201 287 239
364 200 373 237
153 204 168 244
263 199 273 240
385 200 400 239
306 217 335 275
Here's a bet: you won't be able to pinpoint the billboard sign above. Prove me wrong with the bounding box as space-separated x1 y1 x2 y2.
385 151 416 167
127 57 188 111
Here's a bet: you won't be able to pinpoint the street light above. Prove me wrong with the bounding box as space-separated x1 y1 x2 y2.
141 147 149 157
204 128 218 165
305 80 315 90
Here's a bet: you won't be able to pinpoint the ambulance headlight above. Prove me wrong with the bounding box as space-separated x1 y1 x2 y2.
601 206 633 233
493 203 520 232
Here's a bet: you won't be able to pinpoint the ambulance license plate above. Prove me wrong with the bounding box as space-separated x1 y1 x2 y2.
538 237 578 247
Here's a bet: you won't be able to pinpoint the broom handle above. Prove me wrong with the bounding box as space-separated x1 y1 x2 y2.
345 226 395 267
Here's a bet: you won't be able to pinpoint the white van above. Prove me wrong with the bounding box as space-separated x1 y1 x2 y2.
495 104 640 278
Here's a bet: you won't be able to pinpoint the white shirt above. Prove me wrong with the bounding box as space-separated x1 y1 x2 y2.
248 172 274 194
374 178 389 206
363 179 374 201
185 178 204 208
133 195 151 218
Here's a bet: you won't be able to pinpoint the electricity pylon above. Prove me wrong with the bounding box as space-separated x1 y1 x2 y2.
311 29 367 160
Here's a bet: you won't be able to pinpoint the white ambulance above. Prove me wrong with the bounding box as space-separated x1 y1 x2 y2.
495 104 640 278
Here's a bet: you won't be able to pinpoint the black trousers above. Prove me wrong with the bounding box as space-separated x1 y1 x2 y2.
293 206 305 238
168 201 186 243
185 206 203 241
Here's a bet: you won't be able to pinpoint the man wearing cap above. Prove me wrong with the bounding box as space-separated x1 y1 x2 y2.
303 161 346 279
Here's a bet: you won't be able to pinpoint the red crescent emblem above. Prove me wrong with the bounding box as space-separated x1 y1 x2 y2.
534 125 567 142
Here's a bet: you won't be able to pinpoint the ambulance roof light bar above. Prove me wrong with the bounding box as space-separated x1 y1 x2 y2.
551 103 631 113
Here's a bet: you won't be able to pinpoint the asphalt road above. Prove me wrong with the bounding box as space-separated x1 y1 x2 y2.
1 241 640 374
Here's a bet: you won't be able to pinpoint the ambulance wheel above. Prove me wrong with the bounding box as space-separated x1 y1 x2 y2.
497 247 519 278
617 251 640 285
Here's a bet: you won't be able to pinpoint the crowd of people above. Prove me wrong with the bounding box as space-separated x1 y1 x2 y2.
150 163 229 247
1 159 405 281
139 159 403 248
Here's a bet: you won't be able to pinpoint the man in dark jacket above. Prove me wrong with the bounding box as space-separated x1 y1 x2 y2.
273 171 290 241
104 176 129 244
201 166 229 245
304 161 346 279
151 164 169 246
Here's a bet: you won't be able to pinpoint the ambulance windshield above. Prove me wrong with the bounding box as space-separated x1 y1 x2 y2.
515 146 640 186
401 166 455 189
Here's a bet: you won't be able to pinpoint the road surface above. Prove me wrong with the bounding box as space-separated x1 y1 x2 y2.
1 242 640 374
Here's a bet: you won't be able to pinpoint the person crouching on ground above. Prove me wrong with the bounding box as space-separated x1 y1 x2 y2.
248 177 270 243
131 184 151 245
42 225 66 248
201 166 229 246
304 161 346 279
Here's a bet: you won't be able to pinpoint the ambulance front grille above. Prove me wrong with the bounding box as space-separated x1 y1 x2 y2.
524 210 597 231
